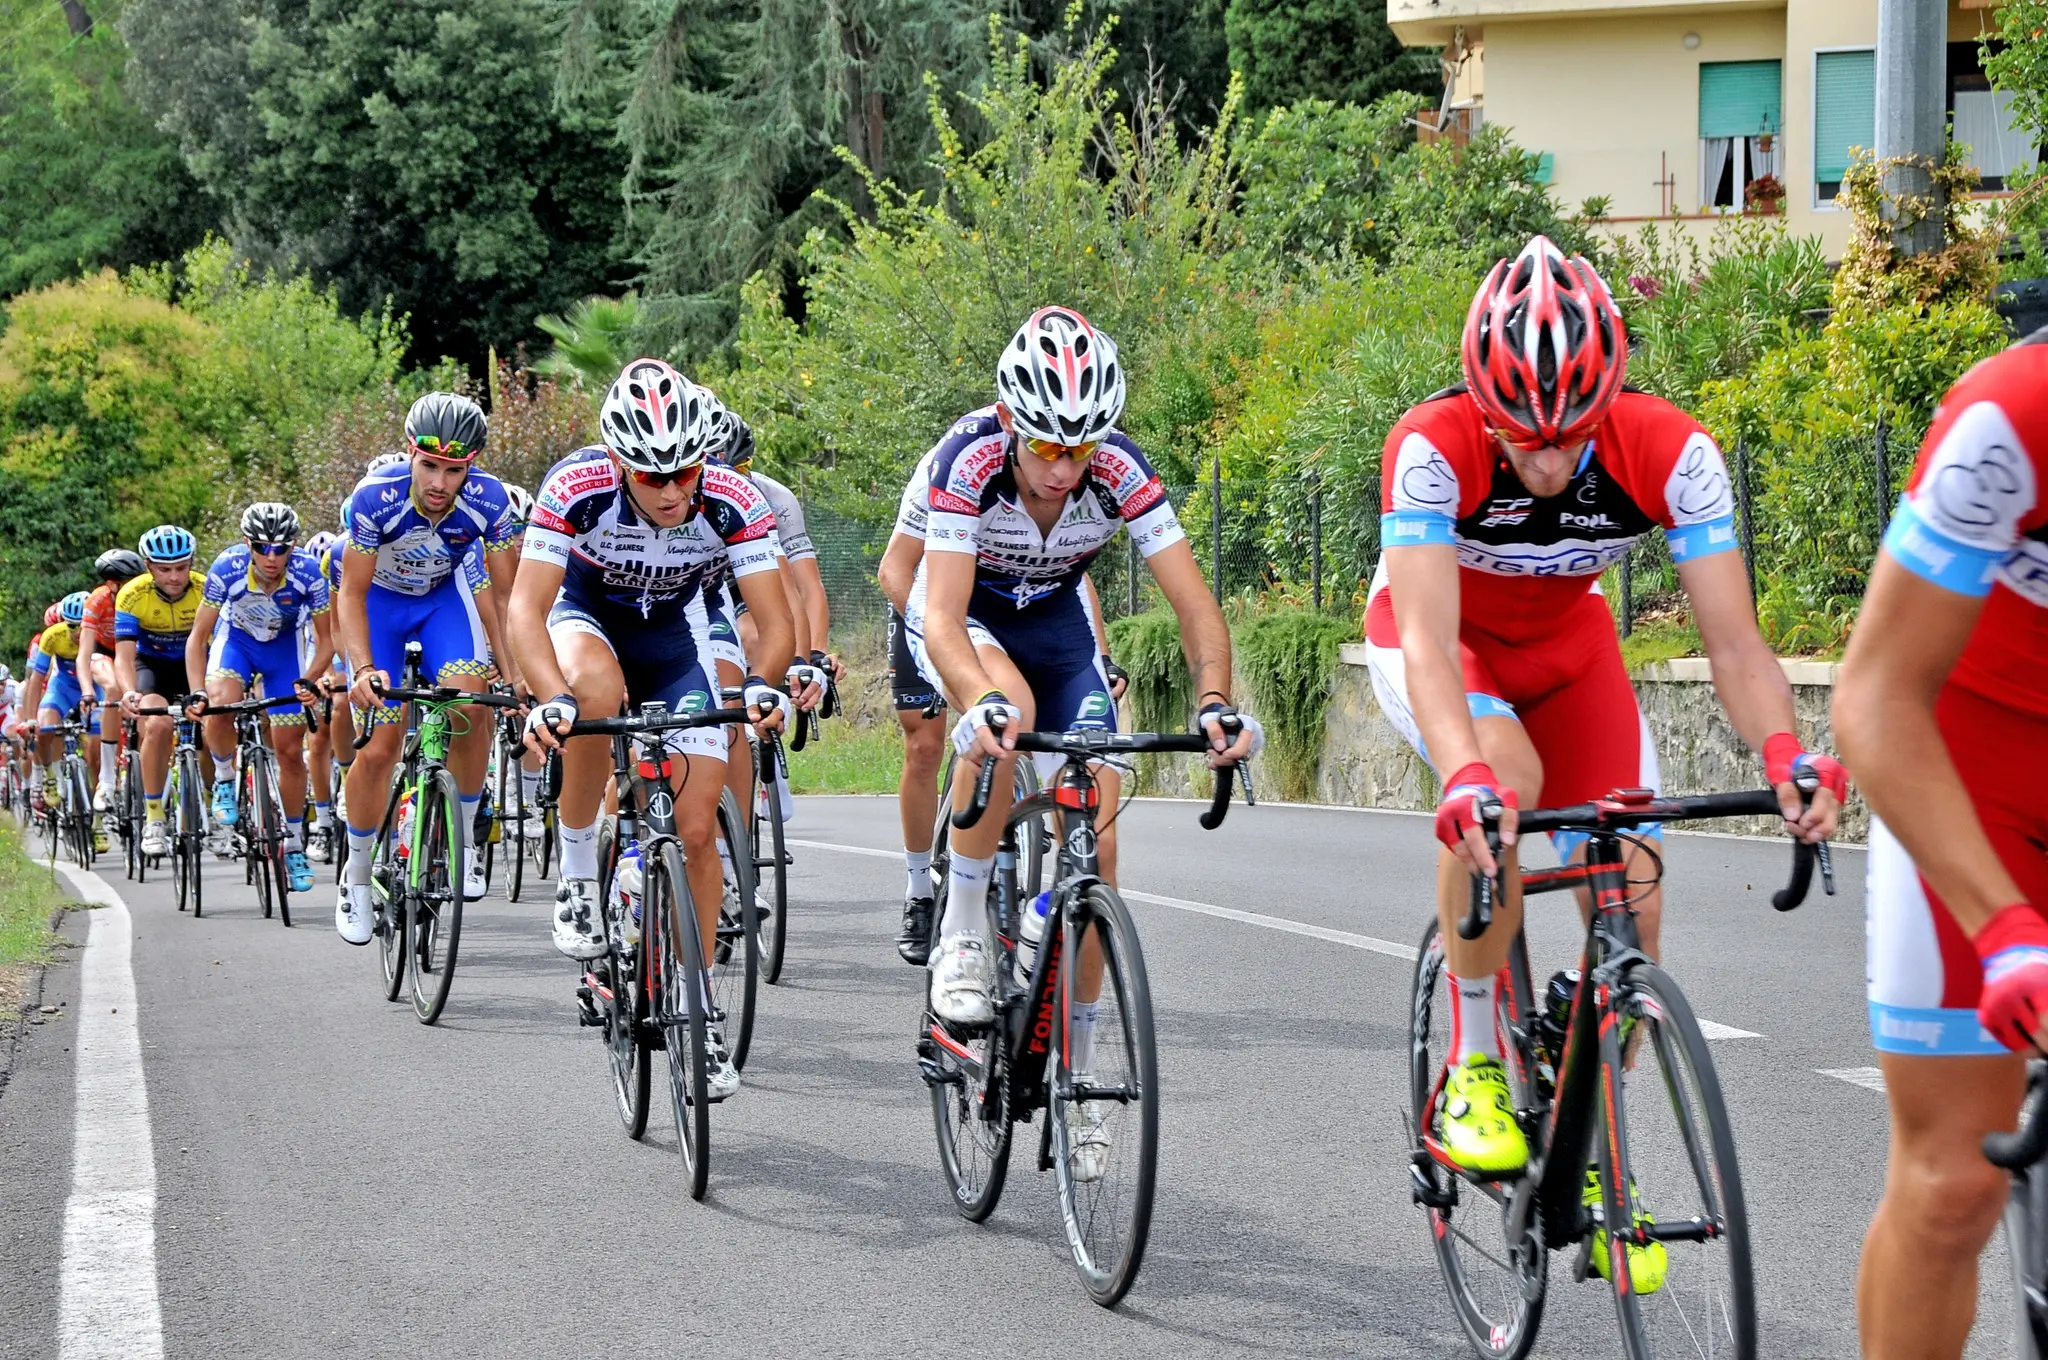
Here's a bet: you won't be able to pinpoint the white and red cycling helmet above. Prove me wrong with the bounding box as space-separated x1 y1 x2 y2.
994 306 1126 447
1461 235 1628 450
599 359 714 475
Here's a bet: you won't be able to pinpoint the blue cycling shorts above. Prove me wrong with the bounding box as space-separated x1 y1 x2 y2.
362 577 490 726
38 666 97 735
546 587 726 763
904 579 1117 741
208 625 311 727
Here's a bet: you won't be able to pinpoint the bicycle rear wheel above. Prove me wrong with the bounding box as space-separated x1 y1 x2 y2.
924 804 1012 1222
374 807 408 1003
1048 883 1159 1307
753 743 789 985
1409 919 1547 1360
501 738 527 903
409 768 465 1025
1604 963 1754 1360
602 936 652 1138
651 841 710 1199
712 787 760 1071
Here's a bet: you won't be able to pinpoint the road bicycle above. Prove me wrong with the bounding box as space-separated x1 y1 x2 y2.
918 714 1243 1307
527 747 561 885
164 707 208 916
485 694 532 902
567 700 755 1200
114 716 148 882
354 642 520 1025
201 691 305 927
728 684 794 985
1408 780 1831 1360
41 716 96 871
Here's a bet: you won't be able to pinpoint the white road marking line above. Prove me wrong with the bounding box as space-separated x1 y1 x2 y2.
1819 1066 1887 1093
788 836 1764 1038
52 863 165 1360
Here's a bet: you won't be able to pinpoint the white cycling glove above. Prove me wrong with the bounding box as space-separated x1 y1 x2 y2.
787 662 825 697
952 693 1023 757
1199 703 1265 758
526 694 577 742
743 676 793 726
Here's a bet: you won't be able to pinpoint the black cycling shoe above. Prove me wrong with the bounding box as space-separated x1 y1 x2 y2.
896 895 935 966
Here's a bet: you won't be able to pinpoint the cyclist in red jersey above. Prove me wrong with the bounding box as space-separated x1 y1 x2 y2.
1837 334 2048 1359
1373 236 1843 1290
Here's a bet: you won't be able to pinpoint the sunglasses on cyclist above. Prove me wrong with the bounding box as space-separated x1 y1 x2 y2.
1023 437 1101 464
250 542 294 557
626 466 700 489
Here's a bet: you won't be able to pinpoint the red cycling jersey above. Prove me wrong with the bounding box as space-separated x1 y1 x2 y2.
79 581 119 651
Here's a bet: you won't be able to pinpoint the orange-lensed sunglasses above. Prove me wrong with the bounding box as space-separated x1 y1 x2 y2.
1023 436 1101 464
626 465 701 488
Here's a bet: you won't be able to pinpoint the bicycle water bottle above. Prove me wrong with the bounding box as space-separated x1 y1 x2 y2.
612 840 644 945
1015 890 1051 985
393 790 415 861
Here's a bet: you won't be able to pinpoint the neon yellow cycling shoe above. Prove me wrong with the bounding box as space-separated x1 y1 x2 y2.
1438 1055 1529 1177
1585 1168 1668 1294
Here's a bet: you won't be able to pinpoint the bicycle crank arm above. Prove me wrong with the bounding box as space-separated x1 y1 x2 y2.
1064 1081 1137 1104
1641 1216 1725 1243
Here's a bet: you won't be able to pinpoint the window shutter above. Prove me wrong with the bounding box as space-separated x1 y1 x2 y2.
1814 49 1876 182
1699 60 1783 139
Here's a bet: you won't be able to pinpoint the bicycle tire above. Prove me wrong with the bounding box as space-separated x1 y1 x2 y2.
170 764 189 912
2002 1080 2048 1360
502 736 527 903
755 744 789 985
126 762 146 884
652 841 711 1199
710 786 760 1071
1048 883 1159 1307
1409 919 1547 1360
72 759 95 867
926 752 1045 959
179 752 205 919
245 756 273 921
604 918 652 1139
409 768 465 1025
1604 963 1754 1360
256 747 291 928
374 791 408 1003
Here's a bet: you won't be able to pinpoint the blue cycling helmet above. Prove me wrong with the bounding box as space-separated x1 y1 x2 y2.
139 524 196 564
59 591 88 625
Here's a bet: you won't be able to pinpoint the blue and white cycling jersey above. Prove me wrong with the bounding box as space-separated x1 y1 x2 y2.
342 461 520 596
201 545 330 642
923 405 1185 610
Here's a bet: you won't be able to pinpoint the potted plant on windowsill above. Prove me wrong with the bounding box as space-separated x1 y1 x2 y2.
1744 173 1785 216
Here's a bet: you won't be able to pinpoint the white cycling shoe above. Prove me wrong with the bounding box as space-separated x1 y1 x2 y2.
140 819 169 857
463 846 486 900
929 933 995 1027
93 784 114 815
336 883 375 946
552 878 606 960
1069 1084 1112 1184
705 1027 741 1101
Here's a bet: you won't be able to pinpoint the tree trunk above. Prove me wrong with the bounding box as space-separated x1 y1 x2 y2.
58 0 93 36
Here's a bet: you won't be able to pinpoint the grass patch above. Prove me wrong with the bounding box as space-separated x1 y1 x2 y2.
0 819 64 972
1620 617 1703 673
783 721 904 795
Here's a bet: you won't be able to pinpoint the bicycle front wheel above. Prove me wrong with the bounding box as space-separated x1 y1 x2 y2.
409 768 466 1025
1604 963 1755 1360
1049 883 1159 1307
1409 919 1547 1360
256 748 292 927
178 754 205 919
651 841 710 1199
754 748 789 985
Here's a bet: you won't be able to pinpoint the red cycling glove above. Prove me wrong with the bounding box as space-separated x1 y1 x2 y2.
1976 903 2048 1053
1434 761 1515 851
1762 732 1848 802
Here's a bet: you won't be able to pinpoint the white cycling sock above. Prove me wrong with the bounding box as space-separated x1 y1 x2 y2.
940 853 994 941
98 743 117 787
344 826 376 885
559 820 598 881
905 849 933 901
1069 1000 1099 1074
1451 972 1501 1063
213 755 234 784
285 817 304 853
314 800 332 829
520 766 540 805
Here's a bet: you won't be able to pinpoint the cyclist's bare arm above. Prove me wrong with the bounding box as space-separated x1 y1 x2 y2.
304 611 337 683
1837 553 2017 934
734 564 797 733
338 547 382 706
786 552 830 654
1385 542 1511 866
1082 575 1110 655
1679 549 1838 839
922 547 995 712
185 603 221 696
506 555 569 718
1147 538 1254 765
773 552 814 659
876 530 922 616
483 544 524 692
114 639 139 711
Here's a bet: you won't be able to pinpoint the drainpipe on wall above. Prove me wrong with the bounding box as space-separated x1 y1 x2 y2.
1875 0 1947 256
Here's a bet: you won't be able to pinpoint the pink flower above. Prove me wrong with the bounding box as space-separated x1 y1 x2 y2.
1627 274 1662 300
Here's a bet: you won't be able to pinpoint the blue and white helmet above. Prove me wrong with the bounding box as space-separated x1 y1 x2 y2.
139 524 196 563
59 591 88 625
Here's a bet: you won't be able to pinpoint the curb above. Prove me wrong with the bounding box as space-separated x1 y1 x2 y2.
0 901 72 1104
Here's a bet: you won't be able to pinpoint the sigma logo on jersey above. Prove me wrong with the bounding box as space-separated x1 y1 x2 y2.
1481 497 1533 527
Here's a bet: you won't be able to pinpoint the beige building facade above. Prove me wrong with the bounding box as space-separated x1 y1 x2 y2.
1388 0 2035 258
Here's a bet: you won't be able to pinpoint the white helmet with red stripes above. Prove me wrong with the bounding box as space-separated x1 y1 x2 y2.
599 358 715 474
994 306 1126 446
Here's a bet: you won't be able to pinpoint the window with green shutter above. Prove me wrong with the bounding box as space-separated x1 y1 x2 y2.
1699 60 1782 139
1815 48 1876 199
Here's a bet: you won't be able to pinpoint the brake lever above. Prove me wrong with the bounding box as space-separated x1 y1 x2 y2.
1457 796 1505 941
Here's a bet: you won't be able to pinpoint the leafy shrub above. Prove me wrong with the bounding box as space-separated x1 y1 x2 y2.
1230 606 1352 798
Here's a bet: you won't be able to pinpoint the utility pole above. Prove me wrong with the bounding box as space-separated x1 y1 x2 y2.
1875 0 1946 256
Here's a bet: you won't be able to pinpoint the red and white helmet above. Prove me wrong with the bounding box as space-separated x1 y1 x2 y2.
599 359 714 474
1461 236 1628 449
994 306 1126 446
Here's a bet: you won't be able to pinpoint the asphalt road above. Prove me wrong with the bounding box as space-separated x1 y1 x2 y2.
0 794 1964 1358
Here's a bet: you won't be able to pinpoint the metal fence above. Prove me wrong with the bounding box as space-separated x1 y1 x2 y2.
806 425 1917 646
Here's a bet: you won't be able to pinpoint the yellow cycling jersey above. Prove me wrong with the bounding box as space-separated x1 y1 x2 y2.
114 574 203 657
35 620 78 662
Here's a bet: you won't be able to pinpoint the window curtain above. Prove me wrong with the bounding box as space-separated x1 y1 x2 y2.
1701 137 1735 208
